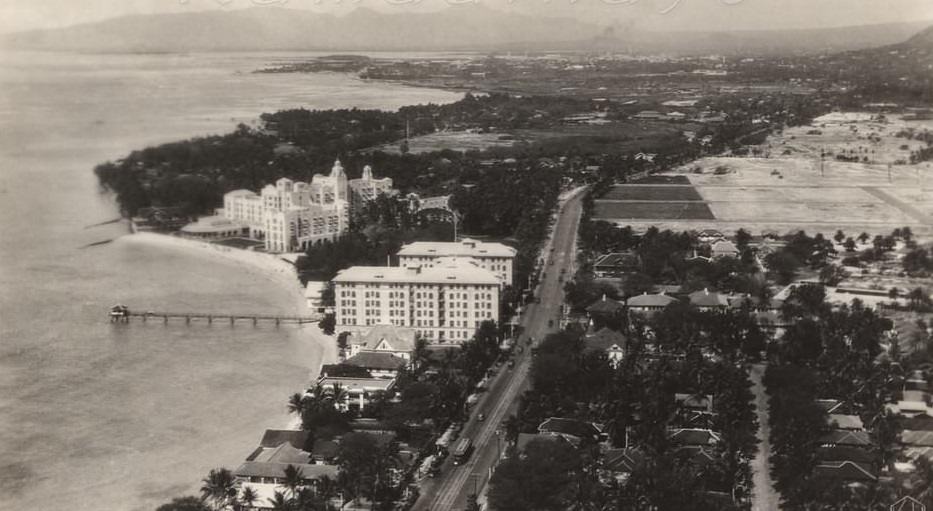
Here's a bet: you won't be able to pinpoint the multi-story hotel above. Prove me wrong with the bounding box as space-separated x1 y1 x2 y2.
397 238 516 286
221 160 350 252
348 165 395 219
333 257 500 344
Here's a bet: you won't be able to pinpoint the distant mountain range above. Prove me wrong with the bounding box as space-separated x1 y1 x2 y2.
2 6 931 56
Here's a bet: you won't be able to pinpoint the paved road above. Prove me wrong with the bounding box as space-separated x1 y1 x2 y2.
412 186 587 511
750 364 782 511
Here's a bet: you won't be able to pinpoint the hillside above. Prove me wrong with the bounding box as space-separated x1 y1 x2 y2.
2 6 930 55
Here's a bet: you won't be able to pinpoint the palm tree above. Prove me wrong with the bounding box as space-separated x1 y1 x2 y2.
287 392 307 416
282 464 305 499
327 383 348 410
267 491 291 511
316 475 338 510
200 468 237 511
239 487 258 510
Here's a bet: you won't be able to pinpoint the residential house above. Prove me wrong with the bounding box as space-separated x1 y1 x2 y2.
586 295 626 317
816 446 878 465
710 240 739 259
316 375 396 413
812 461 877 484
516 433 568 454
593 252 641 278
819 430 873 448
343 351 408 379
584 327 627 367
688 289 730 311
346 324 417 362
675 393 714 413
829 414 864 431
627 292 678 316
668 428 721 448
234 440 339 509
599 448 646 484
537 418 604 445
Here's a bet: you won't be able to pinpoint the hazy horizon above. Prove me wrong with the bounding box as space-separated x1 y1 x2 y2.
2 0 932 35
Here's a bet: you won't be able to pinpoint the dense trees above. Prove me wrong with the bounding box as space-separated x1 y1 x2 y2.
488 438 588 511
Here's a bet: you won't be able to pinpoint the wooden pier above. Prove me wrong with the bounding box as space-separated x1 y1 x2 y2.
110 308 322 326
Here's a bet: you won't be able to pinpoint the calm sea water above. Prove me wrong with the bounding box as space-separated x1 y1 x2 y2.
0 50 461 511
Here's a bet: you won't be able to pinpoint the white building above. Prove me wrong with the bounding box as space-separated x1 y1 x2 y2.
349 165 395 218
333 258 500 344
397 238 516 286
221 160 350 253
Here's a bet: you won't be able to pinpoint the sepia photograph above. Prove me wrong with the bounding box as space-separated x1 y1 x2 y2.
1 1 932 510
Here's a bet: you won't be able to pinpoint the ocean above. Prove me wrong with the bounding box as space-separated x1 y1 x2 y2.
0 49 461 511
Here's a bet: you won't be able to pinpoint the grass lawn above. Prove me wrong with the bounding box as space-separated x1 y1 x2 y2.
594 201 716 220
602 185 704 201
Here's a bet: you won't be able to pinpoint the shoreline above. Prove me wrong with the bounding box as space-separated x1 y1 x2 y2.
124 231 337 430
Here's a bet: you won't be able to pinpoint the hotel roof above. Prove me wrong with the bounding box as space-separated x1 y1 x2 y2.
316 376 395 393
334 260 500 285
397 238 516 259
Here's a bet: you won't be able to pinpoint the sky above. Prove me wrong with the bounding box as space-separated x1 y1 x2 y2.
1 0 932 34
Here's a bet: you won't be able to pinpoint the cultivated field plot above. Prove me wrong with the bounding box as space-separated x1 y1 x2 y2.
697 186 880 204
601 185 704 201
707 201 915 225
629 175 692 185
594 201 715 220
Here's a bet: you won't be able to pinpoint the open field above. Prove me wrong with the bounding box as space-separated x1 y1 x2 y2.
601 185 703 201
369 131 520 154
594 201 715 220
630 175 692 185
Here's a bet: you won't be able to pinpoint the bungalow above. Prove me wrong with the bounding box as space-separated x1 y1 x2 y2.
811 460 877 484
710 240 739 259
538 417 604 445
343 351 408 379
816 446 878 465
586 295 626 317
600 448 646 484
316 375 396 412
688 289 730 310
669 428 721 447
584 327 627 367
234 441 339 510
593 252 641 277
257 429 311 452
819 430 873 448
627 292 678 315
346 324 417 362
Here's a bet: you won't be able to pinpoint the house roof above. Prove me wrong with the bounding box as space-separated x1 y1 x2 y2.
829 414 864 430
249 443 312 464
594 252 640 269
820 430 873 447
669 428 721 447
812 461 877 482
627 292 678 308
815 399 845 414
816 446 878 465
688 289 729 308
586 296 625 314
350 324 417 354
891 496 927 511
676 445 717 466
602 448 646 473
316 376 395 393
698 229 724 238
516 433 564 453
902 430 933 447
711 240 739 254
538 418 602 441
900 416 933 431
259 430 310 450
235 461 338 480
344 352 407 371
585 328 628 353
675 393 713 411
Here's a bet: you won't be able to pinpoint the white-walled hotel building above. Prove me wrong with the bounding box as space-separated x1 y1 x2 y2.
397 238 516 286
221 160 395 253
333 258 500 344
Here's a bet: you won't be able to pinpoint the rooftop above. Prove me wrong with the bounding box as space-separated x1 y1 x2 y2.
585 328 628 353
627 292 678 308
602 448 646 473
259 430 310 450
829 414 864 430
669 428 721 447
344 352 408 371
350 324 417 354
316 376 395 393
688 289 730 308
334 259 499 285
819 430 873 447
397 238 516 259
586 295 625 315
538 417 602 441
593 252 640 269
812 461 877 482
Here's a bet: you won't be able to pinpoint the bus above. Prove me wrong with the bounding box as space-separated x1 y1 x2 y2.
452 437 473 465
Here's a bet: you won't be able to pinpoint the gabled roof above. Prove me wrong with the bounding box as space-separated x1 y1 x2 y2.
344 352 407 371
820 430 873 447
538 418 602 441
815 399 845 414
688 289 729 308
902 430 933 447
675 393 713 412
350 325 417 354
829 414 864 430
627 292 678 308
586 296 625 315
669 428 721 447
676 445 717 466
812 460 877 482
891 496 927 511
585 328 628 353
516 433 565 453
594 252 640 269
251 442 311 464
900 416 933 432
602 448 645 473
259 430 310 450
235 461 338 480
711 240 739 254
311 439 339 460
816 446 878 465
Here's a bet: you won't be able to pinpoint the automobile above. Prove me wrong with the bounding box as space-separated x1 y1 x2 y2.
478 413 486 422
508 359 515 368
